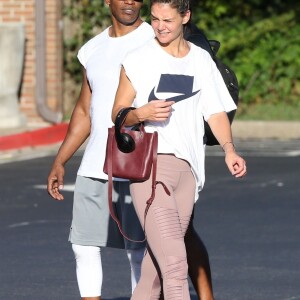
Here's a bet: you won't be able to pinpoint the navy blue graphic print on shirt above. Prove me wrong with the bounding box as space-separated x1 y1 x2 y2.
148 74 200 103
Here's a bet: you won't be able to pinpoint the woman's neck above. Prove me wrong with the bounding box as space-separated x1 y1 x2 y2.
156 35 190 58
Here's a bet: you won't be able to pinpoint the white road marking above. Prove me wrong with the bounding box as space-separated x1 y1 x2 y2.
34 184 75 191
8 219 65 228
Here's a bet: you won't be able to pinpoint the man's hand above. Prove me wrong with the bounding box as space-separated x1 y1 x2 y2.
47 163 65 200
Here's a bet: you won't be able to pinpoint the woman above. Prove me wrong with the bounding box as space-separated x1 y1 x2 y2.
112 0 247 299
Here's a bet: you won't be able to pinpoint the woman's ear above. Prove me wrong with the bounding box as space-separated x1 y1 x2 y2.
182 10 191 25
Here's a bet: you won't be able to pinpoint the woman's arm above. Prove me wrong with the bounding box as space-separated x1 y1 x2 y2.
208 112 247 178
112 67 174 125
112 67 138 125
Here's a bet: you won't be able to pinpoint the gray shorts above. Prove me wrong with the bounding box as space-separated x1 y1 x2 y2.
68 175 145 250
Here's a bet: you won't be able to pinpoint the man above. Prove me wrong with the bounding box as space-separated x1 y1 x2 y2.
47 0 213 299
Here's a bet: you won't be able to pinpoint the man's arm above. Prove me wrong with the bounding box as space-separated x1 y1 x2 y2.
47 69 92 200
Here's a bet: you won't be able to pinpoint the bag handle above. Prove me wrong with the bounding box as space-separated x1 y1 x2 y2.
115 107 135 129
115 107 137 153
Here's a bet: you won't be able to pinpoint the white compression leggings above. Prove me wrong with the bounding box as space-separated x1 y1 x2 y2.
72 244 145 297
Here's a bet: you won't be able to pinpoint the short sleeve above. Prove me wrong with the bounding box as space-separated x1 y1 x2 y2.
122 52 140 92
201 55 237 121
77 46 86 69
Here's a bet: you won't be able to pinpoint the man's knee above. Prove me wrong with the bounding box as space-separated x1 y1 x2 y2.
72 244 101 261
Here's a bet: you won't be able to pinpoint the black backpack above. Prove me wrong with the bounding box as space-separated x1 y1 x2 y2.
184 24 239 146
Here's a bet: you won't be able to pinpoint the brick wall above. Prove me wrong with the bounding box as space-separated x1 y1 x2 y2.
0 0 63 128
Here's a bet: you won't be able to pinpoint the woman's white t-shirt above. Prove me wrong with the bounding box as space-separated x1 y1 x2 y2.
122 39 237 200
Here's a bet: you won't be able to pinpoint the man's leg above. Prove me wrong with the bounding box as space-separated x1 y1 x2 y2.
185 221 214 300
127 248 145 292
72 244 102 300
114 181 147 293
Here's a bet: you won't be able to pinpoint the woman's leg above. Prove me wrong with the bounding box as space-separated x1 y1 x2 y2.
130 155 195 300
130 247 163 299
72 244 102 300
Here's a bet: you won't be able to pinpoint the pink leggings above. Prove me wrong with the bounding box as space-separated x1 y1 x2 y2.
130 155 196 300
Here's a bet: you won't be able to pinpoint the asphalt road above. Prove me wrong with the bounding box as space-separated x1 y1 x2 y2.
0 140 299 300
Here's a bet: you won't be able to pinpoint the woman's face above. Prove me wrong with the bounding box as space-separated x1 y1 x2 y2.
151 3 190 45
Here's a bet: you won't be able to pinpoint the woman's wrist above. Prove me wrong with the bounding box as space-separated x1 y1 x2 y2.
222 141 235 154
134 108 144 123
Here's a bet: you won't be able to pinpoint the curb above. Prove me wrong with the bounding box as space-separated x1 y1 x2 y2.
232 121 300 140
0 123 68 151
0 121 299 153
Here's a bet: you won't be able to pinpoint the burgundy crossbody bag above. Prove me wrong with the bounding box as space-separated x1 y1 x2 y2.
103 107 170 242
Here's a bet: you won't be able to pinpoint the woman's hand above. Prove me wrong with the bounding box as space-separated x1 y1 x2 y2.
112 67 174 125
135 100 174 123
225 149 247 178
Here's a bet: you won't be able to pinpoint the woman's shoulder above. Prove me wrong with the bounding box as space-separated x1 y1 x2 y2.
189 42 216 73
190 42 212 60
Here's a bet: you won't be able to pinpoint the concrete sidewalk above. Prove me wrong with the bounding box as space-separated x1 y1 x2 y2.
0 120 299 164
232 120 300 140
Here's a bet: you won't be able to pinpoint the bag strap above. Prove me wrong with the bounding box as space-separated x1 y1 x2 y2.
143 133 170 227
107 109 170 243
115 107 136 133
107 128 146 243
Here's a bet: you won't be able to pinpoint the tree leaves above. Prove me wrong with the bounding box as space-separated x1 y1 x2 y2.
63 0 300 111
190 3 299 107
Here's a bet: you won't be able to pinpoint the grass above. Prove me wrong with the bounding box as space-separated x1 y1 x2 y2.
236 103 300 121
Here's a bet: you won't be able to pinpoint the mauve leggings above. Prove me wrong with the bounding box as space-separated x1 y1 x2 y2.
130 155 196 300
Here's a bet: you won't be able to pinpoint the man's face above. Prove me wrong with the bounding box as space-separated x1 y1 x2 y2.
107 0 143 26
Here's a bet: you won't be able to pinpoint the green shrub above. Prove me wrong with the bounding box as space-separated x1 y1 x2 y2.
63 0 300 119
190 1 300 110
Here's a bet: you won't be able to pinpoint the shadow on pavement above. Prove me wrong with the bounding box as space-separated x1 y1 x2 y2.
104 297 199 300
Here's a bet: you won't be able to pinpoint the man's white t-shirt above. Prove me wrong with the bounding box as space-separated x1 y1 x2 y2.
123 39 237 200
76 22 154 180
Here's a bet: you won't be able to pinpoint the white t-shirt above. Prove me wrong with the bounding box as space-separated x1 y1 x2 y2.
123 39 237 200
76 22 155 179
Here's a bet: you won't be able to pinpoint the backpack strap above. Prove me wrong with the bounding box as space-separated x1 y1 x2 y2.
208 40 221 56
